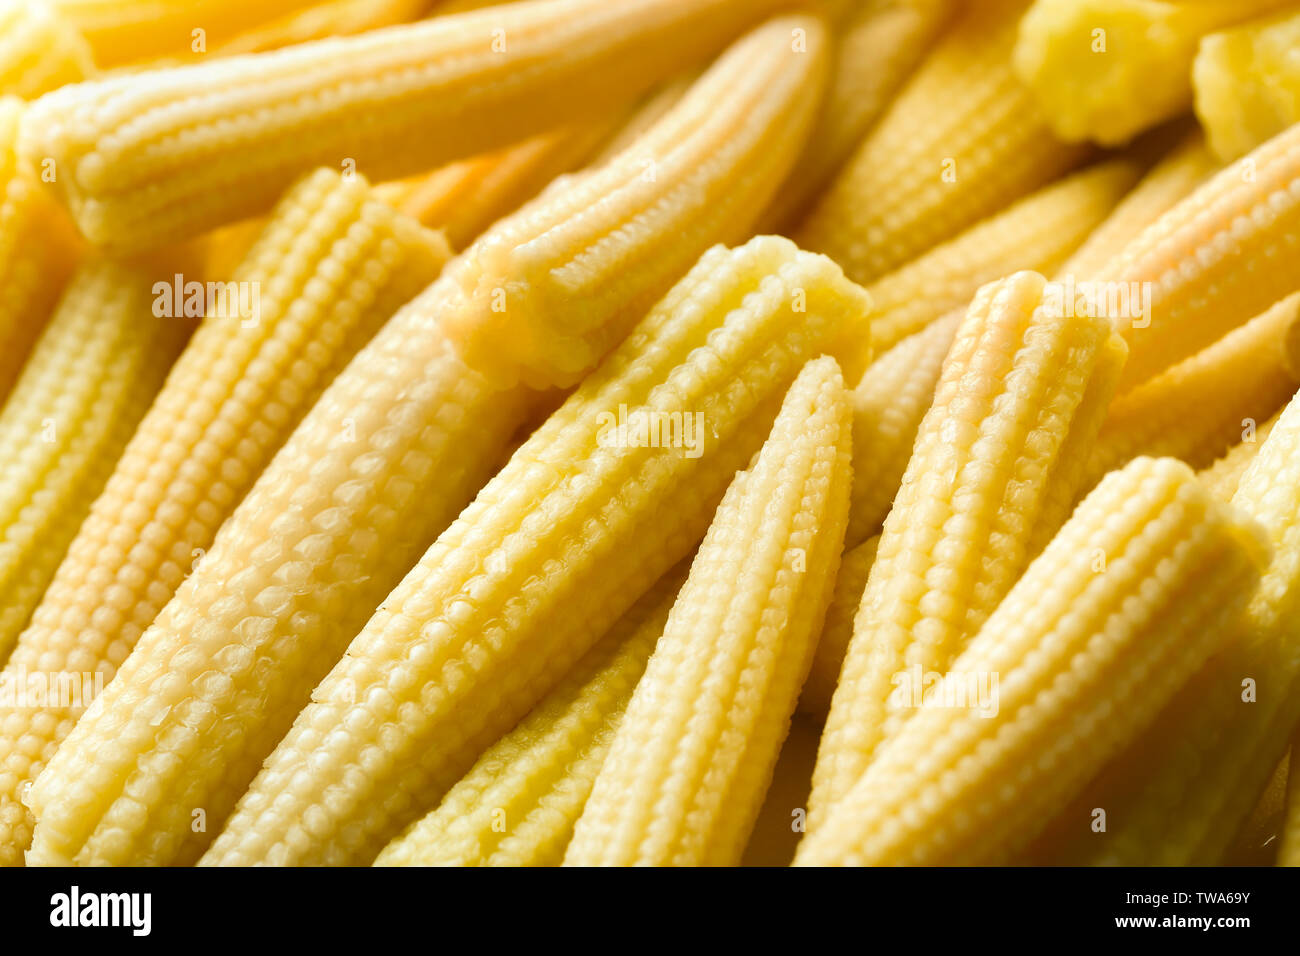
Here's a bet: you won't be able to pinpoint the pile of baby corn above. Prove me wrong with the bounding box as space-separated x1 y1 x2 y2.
2 0 1300 868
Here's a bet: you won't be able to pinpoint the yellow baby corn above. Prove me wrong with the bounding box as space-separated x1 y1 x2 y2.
434 14 829 389
1024 333 1131 555
0 99 81 407
49 0 327 67
23 0 791 251
1014 0 1293 146
844 311 960 547
1200 412 1279 500
566 357 852 867
375 565 685 867
761 0 955 230
796 456 1269 866
0 0 94 98
1101 120 1300 391
0 261 192 666
21 20 827 865
809 271 1121 826
1058 132 1219 279
1195 9 1300 161
800 534 879 717
217 0 435 55
796 0 1089 285
1039 388 1300 865
0 168 449 867
194 239 869 868
1081 292 1300 492
860 158 1144 360
376 116 626 250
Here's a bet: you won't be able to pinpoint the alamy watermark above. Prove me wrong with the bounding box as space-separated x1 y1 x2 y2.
596 405 705 458
890 664 999 718
1043 276 1153 329
153 273 260 327
0 667 105 710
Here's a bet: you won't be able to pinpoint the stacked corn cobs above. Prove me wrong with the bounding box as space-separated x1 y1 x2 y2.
2 0 1300 869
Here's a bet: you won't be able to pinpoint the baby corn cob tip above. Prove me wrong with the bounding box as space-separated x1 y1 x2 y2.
796 456 1270 866
566 355 853 866
436 12 831 389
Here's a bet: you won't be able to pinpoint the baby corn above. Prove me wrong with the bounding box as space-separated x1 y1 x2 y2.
22 0 790 251
0 262 192 666
809 272 1123 826
797 0 1089 285
1014 0 1293 146
20 13 827 866
375 567 685 867
217 0 435 55
50 0 336 67
761 0 955 230
796 457 1269 866
1101 120 1300 390
1081 292 1300 492
0 99 81 406
566 357 852 866
376 115 627 250
860 158 1144 360
844 311 959 547
0 1 94 99
1039 387 1300 864
197 238 869 868
1058 132 1219 279
800 534 879 717
0 168 449 867
1194 9 1300 161
1200 412 1279 501
839 142 1186 549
